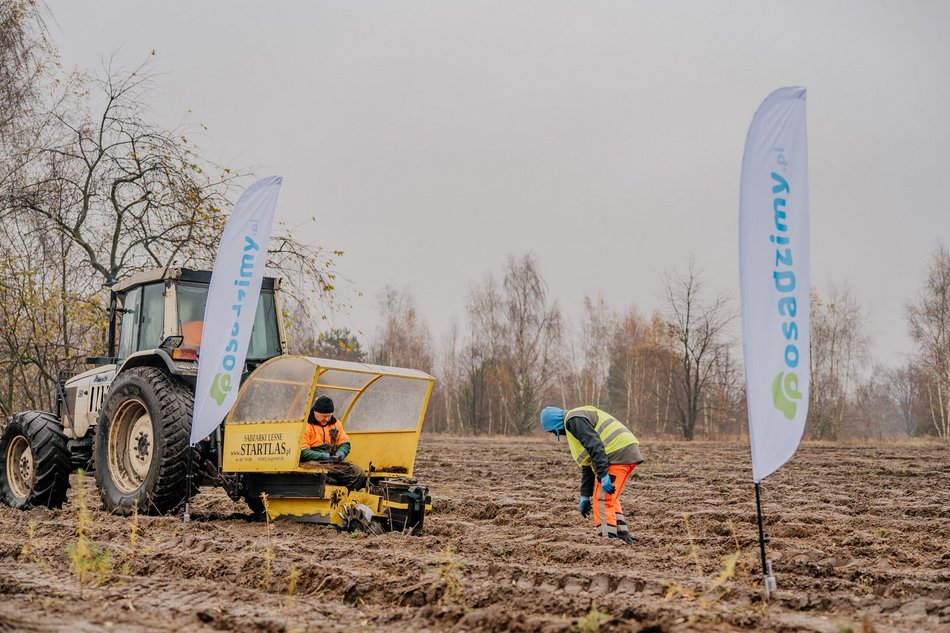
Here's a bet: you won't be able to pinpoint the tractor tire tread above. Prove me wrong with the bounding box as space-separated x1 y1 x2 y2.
96 367 196 515
0 411 70 509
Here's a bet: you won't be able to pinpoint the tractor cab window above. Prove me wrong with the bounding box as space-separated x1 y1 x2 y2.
177 283 281 360
117 287 140 359
117 282 165 359
248 291 281 361
177 284 206 350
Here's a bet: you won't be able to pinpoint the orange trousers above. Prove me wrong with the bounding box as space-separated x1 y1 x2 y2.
593 463 636 538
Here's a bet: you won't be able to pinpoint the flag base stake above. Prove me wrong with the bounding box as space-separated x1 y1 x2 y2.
183 444 195 530
764 561 777 598
754 482 776 600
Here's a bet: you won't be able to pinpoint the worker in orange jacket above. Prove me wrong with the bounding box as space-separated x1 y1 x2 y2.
301 395 351 462
300 396 364 489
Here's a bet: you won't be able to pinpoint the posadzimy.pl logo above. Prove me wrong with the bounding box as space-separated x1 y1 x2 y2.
770 148 802 420
210 231 262 406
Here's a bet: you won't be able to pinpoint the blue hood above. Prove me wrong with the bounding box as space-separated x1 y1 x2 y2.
540 406 565 435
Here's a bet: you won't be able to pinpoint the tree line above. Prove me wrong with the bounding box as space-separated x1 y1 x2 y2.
311 246 950 442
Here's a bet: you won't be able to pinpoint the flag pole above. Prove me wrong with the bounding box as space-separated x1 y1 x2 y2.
185 175 282 531
740 87 808 602
183 443 195 527
754 481 776 599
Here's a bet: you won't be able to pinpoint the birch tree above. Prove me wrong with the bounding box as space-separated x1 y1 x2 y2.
808 283 869 440
572 295 615 409
503 254 562 434
372 286 433 373
456 275 503 434
906 244 950 440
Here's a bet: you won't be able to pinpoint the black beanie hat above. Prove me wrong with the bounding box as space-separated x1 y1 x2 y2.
313 395 334 414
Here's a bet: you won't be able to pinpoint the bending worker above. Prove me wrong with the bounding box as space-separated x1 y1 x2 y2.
300 395 365 489
541 405 644 544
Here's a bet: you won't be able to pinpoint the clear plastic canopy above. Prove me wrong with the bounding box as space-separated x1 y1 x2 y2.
227 355 434 433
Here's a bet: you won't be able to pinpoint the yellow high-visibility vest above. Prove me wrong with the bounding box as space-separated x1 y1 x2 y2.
564 406 638 467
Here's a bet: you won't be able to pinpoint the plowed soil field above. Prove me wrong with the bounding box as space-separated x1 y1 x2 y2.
1 436 948 632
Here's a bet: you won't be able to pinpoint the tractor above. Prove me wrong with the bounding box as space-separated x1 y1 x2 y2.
0 267 433 533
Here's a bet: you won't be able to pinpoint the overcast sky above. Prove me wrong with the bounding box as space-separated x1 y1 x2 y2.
45 1 949 364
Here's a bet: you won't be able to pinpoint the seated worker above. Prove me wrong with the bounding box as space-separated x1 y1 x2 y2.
300 395 365 490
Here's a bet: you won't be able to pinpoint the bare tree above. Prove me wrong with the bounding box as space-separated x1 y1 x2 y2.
603 307 676 433
372 286 433 372
0 59 341 416
808 283 870 440
605 308 645 423
456 339 488 435
461 273 510 435
502 254 562 434
662 259 734 440
9 65 242 285
702 346 746 440
4 64 245 409
905 244 950 440
849 364 903 441
431 319 463 434
886 363 919 437
569 294 615 408
0 0 48 138
450 255 562 435
0 221 97 415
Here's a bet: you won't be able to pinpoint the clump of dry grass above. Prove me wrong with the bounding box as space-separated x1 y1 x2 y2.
284 562 301 628
431 546 465 605
260 492 275 590
120 500 140 575
573 605 611 633
65 470 111 596
661 515 750 612
19 519 36 561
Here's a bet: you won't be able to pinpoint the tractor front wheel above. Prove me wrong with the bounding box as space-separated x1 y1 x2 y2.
94 367 195 515
0 411 70 509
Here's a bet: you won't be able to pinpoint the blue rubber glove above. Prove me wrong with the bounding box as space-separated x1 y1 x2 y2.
600 474 616 495
578 496 592 518
316 451 332 461
334 453 344 461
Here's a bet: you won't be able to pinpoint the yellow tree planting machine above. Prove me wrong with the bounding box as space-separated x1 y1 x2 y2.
223 354 434 533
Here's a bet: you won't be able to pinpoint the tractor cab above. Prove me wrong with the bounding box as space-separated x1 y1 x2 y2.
108 267 285 372
60 268 286 448
222 355 435 532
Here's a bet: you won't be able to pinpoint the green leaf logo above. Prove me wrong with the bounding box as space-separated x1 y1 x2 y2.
210 372 232 406
772 372 802 420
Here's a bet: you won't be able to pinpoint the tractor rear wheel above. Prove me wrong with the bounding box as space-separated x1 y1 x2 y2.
94 367 195 515
0 411 70 509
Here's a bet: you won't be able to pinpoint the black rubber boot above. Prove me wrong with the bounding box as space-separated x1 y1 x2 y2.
619 532 636 545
